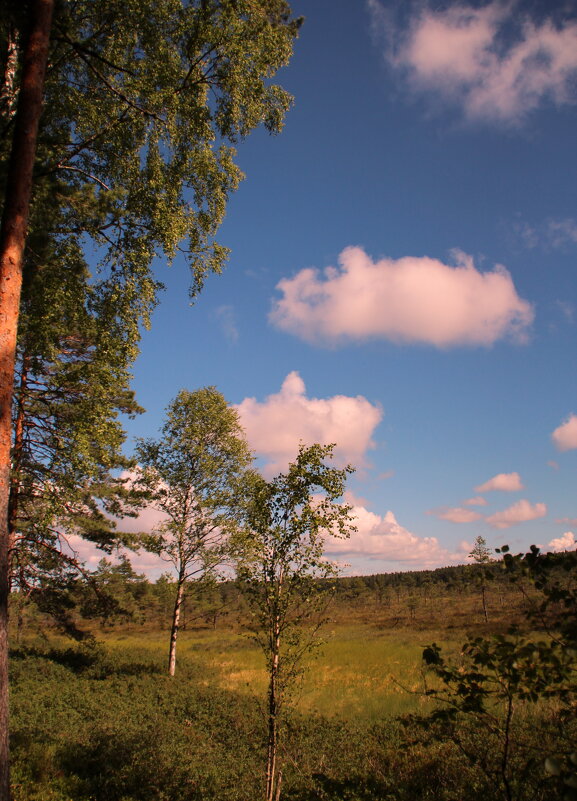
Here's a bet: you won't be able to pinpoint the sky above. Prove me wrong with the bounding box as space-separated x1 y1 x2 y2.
75 0 577 576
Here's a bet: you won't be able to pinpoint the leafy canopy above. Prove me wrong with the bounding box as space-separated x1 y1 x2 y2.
135 387 254 578
2 0 300 581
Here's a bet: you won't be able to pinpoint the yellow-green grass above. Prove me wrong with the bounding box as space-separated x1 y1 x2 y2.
93 623 462 721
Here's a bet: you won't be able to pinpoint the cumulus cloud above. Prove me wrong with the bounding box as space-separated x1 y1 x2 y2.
475 472 524 492
235 372 383 475
374 1 577 123
270 247 533 348
486 499 547 529
548 531 576 552
324 506 460 567
429 506 483 523
463 496 487 506
552 414 577 451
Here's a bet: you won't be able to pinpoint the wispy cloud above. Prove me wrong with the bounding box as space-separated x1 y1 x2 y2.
215 305 239 343
463 496 488 506
556 301 575 325
486 499 547 529
475 472 524 492
370 1 577 124
234 372 383 476
555 517 577 526
548 218 577 248
428 506 483 523
552 414 577 451
512 216 577 252
271 247 533 348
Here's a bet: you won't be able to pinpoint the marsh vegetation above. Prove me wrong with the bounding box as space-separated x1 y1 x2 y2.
9 555 576 801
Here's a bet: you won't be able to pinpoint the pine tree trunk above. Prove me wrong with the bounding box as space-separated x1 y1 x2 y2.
0 3 53 797
168 578 185 676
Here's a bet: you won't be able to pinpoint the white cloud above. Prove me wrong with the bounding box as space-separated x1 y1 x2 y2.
555 517 577 526
324 506 462 567
375 1 577 123
552 414 577 451
63 532 168 578
475 471 524 492
486 499 547 529
235 372 383 475
463 496 488 506
548 531 576 552
271 247 533 348
429 506 483 523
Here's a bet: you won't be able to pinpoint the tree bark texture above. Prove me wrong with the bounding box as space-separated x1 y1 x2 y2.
0 2 53 797
266 619 281 801
168 578 185 676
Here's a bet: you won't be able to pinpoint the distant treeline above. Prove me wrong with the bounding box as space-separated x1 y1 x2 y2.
13 552 570 639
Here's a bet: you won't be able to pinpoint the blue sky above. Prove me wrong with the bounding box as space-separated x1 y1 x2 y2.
103 0 577 575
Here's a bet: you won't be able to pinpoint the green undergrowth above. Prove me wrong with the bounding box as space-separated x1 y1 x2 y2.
9 636 570 801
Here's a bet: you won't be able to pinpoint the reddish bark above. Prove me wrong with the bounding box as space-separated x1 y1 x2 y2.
0 2 53 797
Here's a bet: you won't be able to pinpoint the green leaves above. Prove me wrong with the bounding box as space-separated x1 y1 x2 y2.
3 0 300 303
239 444 355 695
420 544 577 800
135 387 253 577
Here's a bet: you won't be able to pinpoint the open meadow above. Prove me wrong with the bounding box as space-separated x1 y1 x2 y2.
8 567 575 801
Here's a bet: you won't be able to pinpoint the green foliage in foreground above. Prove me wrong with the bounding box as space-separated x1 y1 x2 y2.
9 640 571 801
420 546 577 801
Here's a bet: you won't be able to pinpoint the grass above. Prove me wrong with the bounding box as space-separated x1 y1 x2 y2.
87 622 463 721
9 610 572 801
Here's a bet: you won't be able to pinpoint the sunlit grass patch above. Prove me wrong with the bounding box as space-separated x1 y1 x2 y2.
124 623 462 720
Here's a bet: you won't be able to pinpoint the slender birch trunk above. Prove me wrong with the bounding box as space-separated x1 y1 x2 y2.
266 566 283 801
168 576 185 676
0 3 53 797
265 622 280 801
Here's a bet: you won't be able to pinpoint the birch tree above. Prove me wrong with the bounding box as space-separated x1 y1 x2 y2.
135 387 252 676
238 444 355 801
